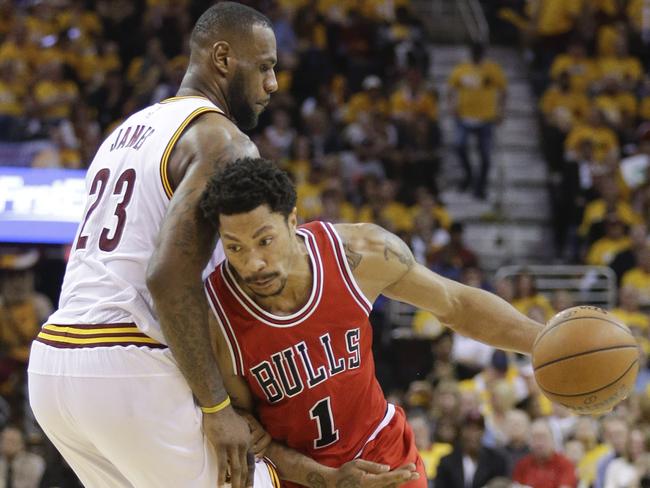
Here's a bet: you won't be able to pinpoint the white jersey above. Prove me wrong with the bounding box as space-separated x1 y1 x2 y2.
48 96 226 344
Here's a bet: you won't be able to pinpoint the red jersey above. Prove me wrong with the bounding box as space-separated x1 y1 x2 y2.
205 221 390 467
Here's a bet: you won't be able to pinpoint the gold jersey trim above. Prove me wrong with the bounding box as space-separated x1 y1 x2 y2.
159 106 223 199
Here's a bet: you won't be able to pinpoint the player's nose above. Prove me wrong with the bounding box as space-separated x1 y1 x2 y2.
265 70 278 94
248 254 266 273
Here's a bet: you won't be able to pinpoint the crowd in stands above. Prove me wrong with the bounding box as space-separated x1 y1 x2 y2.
3 0 650 486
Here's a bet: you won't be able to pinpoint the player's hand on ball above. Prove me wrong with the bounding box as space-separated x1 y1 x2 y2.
241 412 272 457
332 459 419 488
203 405 251 488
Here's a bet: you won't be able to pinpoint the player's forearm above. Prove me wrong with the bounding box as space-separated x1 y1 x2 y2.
152 276 228 405
265 442 336 488
452 285 542 354
147 207 226 406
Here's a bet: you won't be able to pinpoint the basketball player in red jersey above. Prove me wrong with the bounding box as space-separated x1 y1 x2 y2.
201 158 543 488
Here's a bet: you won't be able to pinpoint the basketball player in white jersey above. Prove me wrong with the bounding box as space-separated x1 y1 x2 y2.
27 3 279 487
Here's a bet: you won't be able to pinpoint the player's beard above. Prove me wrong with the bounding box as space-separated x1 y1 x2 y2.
228 70 259 130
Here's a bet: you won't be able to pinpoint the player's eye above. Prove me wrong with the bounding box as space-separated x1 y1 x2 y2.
227 245 242 253
260 237 273 246
260 64 270 73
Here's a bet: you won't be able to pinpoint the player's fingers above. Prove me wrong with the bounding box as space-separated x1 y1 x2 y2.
245 452 255 488
215 446 227 488
252 431 272 456
228 446 244 488
368 469 419 488
394 463 416 472
350 459 390 474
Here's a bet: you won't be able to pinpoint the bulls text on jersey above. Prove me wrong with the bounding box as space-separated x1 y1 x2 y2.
250 328 361 403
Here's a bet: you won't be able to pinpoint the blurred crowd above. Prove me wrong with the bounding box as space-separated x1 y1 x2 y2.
3 0 650 487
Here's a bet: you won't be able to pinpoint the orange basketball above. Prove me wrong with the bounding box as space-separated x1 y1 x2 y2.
532 306 640 415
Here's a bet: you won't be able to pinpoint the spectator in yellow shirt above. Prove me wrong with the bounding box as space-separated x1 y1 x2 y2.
550 41 598 93
540 72 590 133
409 187 451 230
33 61 79 124
565 108 619 164
597 38 643 91
585 213 632 266
409 414 453 482
622 246 650 305
611 285 650 332
573 417 610 487
593 78 637 134
533 0 583 40
357 179 413 232
448 43 507 199
389 68 438 122
316 187 357 223
0 21 36 86
578 177 641 240
296 165 326 222
511 272 555 321
344 75 388 123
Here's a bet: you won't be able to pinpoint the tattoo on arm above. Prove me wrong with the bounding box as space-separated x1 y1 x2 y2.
382 232 415 270
344 243 362 270
306 472 327 488
336 476 361 488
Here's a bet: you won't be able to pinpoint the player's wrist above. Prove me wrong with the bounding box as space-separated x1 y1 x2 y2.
200 396 231 414
319 466 338 487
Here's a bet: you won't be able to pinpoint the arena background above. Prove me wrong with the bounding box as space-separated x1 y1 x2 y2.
1 0 650 486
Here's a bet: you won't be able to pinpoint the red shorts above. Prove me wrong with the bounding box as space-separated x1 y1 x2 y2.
358 405 426 488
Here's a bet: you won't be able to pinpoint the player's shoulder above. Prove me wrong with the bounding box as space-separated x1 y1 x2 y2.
333 223 385 255
171 110 257 165
179 112 253 151
333 222 405 270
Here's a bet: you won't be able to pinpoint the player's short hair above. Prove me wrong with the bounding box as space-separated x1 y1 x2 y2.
191 2 272 47
200 158 296 227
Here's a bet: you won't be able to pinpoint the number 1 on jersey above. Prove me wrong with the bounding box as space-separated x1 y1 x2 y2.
309 397 339 449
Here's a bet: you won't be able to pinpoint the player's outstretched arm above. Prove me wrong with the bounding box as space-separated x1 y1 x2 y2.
335 223 542 355
146 114 258 488
208 313 419 488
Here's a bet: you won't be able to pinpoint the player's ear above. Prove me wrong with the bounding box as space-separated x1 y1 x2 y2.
212 41 232 75
288 208 298 231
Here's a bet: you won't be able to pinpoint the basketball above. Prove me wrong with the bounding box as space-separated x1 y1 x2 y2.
532 306 640 415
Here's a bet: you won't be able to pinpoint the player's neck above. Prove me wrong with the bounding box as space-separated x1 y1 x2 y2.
176 73 230 118
246 235 312 316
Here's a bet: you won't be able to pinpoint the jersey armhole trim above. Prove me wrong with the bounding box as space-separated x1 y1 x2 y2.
159 106 222 200
321 222 373 315
205 275 245 375
159 95 212 104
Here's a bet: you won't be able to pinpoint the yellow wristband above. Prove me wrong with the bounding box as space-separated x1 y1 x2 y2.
201 396 231 414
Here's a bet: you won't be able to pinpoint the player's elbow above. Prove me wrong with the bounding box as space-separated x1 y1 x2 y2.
145 260 167 300
440 284 475 335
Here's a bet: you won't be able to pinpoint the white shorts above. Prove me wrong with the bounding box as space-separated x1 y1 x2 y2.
28 341 279 488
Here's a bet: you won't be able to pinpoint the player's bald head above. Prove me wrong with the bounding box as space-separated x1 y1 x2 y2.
190 2 272 50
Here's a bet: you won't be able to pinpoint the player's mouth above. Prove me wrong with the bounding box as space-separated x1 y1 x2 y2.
248 275 277 288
